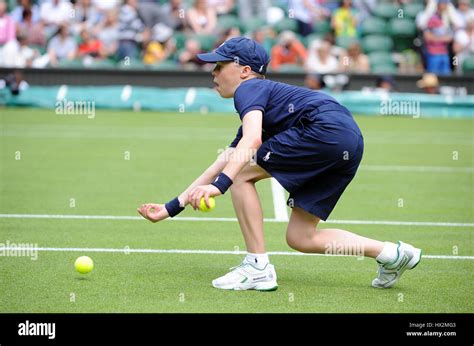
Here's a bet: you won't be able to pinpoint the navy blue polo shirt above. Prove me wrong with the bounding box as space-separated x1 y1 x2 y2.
229 78 341 147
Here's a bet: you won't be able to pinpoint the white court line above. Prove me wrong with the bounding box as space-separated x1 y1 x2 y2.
270 178 289 221
360 165 474 173
0 213 473 227
2 247 472 260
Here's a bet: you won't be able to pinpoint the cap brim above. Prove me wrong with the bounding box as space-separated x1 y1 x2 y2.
196 52 234 63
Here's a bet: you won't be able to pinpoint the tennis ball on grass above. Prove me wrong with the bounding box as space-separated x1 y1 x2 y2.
75 256 94 274
199 197 216 212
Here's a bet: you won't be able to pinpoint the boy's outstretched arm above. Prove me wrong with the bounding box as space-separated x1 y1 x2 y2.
188 110 263 209
137 146 235 223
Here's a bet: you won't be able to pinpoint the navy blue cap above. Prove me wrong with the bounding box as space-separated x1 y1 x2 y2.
197 37 270 75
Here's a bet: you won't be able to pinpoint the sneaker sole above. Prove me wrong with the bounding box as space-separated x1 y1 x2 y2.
407 248 422 270
212 281 278 291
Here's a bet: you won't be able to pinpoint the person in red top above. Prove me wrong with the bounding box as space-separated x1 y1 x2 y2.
270 30 308 71
78 29 106 59
423 14 453 74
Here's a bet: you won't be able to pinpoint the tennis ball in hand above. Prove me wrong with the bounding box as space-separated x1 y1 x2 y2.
75 256 94 274
199 197 216 212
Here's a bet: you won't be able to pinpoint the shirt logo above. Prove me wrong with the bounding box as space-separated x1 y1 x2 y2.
263 151 272 162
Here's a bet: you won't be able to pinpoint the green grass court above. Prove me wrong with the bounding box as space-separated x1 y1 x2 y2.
0 108 473 313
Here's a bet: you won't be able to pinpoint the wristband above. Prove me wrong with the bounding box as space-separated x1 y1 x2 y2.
164 197 185 218
211 172 233 194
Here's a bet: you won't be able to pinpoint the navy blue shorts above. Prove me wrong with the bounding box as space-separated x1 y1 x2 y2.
255 103 364 221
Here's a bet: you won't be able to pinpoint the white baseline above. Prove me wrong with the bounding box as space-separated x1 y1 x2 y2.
1 246 472 260
0 214 473 228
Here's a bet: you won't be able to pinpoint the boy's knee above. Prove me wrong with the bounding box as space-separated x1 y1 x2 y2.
286 230 306 252
230 175 252 192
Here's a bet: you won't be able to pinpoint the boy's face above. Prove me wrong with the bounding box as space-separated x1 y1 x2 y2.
212 61 249 98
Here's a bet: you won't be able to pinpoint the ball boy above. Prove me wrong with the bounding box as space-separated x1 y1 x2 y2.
138 37 422 291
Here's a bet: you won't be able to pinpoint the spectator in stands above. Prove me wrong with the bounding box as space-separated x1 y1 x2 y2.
456 0 474 28
47 24 77 66
187 0 217 34
270 30 308 71
238 0 269 22
93 0 120 14
375 75 395 92
93 9 119 58
78 29 105 61
1 29 37 67
117 0 145 60
179 38 206 70
453 15 474 74
304 73 326 90
10 0 40 24
214 26 241 48
0 0 16 44
339 41 370 73
423 14 453 75
288 0 330 37
208 0 235 16
352 0 376 23
138 0 162 29
305 39 339 74
416 0 462 31
17 7 46 46
416 72 439 94
331 0 359 39
73 0 102 35
158 0 186 31
308 32 346 59
143 23 175 65
40 0 74 38
252 28 274 55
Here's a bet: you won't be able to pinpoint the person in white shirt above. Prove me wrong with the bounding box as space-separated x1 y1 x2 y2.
288 0 330 37
453 15 474 74
40 0 73 37
456 0 474 28
305 39 339 74
1 30 37 67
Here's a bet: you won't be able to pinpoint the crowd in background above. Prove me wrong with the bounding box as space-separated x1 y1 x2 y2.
0 0 473 78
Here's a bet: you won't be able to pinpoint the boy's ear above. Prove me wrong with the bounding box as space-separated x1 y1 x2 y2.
240 65 252 78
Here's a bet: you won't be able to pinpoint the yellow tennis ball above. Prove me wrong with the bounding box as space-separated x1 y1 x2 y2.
75 256 94 274
199 197 215 212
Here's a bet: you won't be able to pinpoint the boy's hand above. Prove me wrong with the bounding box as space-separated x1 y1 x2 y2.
137 203 169 223
188 184 221 210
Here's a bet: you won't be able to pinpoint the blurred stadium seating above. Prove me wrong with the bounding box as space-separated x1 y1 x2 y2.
0 0 472 76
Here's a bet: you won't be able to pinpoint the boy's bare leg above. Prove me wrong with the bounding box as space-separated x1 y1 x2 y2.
212 163 278 290
229 163 271 254
285 207 422 288
286 207 384 257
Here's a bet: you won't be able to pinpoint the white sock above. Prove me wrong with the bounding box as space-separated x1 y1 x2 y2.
375 242 399 264
245 253 269 269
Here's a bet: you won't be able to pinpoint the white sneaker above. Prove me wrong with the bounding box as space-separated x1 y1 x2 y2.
212 262 278 291
372 241 422 288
